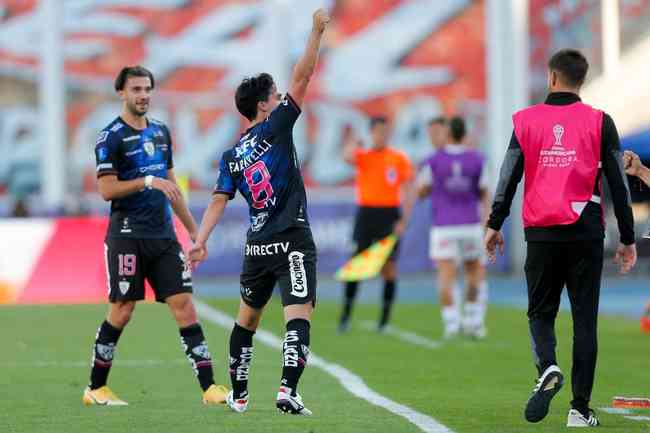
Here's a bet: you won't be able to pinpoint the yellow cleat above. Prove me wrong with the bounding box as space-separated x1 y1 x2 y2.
82 386 128 406
202 384 229 405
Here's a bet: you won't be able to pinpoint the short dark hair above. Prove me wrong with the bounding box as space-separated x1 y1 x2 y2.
114 66 155 91
369 116 387 129
428 116 447 126
449 116 466 142
548 49 589 87
235 73 276 121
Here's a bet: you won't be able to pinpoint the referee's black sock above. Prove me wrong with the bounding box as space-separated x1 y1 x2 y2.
280 319 310 397
229 323 255 399
179 323 215 392
379 280 396 328
340 281 359 324
89 320 123 390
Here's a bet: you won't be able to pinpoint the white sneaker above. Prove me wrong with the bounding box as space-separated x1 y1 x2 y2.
225 390 249 413
443 325 460 340
461 323 487 339
567 408 600 427
276 386 312 416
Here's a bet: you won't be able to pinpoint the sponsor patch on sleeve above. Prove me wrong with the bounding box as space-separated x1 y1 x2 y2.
96 131 109 145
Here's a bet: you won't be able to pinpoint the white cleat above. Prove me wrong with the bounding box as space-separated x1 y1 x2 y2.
276 386 312 416
567 409 600 427
225 390 249 413
443 327 460 340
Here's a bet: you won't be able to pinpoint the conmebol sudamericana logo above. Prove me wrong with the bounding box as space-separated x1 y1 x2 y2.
553 124 564 146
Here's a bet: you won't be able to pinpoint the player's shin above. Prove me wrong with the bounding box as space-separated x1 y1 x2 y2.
89 320 123 390
280 318 310 396
229 323 255 399
179 323 215 391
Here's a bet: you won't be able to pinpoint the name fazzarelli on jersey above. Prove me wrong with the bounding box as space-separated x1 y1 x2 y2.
95 117 176 239
214 94 310 241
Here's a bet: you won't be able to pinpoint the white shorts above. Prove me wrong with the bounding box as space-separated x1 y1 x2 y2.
430 224 484 262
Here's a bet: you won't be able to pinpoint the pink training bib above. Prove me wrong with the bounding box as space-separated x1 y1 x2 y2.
513 102 603 228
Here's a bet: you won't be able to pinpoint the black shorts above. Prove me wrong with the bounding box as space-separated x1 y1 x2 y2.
240 227 317 309
352 206 401 259
104 237 192 303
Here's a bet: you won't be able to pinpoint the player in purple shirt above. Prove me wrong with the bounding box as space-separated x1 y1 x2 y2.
417 117 490 338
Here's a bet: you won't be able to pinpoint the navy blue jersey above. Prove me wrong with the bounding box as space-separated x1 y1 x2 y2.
215 94 310 241
95 117 176 239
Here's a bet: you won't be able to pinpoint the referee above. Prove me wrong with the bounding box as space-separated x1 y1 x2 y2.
338 116 415 333
484 49 637 428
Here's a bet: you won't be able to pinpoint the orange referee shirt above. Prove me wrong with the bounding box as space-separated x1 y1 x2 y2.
353 147 414 207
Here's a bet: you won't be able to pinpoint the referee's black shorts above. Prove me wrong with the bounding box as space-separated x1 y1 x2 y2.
351 206 401 260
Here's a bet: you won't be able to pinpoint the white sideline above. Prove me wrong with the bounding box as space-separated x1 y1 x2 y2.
360 321 443 349
194 300 454 433
0 359 187 368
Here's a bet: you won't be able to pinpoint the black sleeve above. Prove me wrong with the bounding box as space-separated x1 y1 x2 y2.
267 93 301 135
601 113 635 245
487 131 524 231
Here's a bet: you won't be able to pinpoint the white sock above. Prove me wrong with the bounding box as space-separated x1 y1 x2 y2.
478 280 488 327
462 302 481 331
452 282 462 311
442 305 460 334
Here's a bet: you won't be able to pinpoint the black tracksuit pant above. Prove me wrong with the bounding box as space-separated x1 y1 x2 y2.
525 240 603 413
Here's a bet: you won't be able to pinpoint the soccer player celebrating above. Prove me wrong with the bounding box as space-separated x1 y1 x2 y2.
84 66 229 406
189 9 330 416
417 116 489 338
338 117 416 333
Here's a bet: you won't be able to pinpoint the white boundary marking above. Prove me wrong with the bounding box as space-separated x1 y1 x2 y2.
624 415 650 422
599 407 650 425
599 407 632 415
360 321 443 349
194 300 454 433
0 359 187 368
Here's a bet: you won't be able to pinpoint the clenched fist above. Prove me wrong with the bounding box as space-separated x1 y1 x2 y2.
313 8 330 33
623 150 642 176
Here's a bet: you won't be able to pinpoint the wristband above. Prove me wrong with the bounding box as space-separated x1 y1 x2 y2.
144 175 154 189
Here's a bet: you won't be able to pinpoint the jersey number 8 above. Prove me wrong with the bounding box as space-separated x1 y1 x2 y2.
244 160 274 209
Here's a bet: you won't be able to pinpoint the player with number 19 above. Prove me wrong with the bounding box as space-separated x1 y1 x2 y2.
190 8 330 416
83 66 229 407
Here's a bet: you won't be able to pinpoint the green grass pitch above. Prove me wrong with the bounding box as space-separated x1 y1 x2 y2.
2 299 649 433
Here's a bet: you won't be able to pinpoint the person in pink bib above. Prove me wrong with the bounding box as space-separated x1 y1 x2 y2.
485 49 637 428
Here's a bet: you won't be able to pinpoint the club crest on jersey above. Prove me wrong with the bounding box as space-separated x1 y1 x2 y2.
386 167 398 184
119 281 130 295
144 141 155 157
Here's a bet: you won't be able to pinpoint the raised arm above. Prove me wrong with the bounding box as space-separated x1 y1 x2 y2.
288 8 330 107
343 135 361 165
